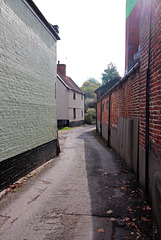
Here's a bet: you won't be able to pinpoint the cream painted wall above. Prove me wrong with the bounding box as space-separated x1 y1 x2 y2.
57 79 69 120
68 91 84 122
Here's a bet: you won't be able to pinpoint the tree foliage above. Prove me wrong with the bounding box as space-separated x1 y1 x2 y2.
102 62 120 85
84 98 95 112
80 78 101 99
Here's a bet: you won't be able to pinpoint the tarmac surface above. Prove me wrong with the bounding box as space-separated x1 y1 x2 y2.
0 125 159 239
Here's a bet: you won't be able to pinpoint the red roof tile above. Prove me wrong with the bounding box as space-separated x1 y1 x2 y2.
57 71 84 95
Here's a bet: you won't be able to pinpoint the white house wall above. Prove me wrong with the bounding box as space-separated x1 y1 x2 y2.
68 91 84 122
57 79 69 120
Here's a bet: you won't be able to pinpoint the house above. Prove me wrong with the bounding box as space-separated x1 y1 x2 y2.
0 0 60 191
57 62 84 127
95 0 161 235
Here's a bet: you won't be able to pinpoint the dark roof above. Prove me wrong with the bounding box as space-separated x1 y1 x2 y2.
95 77 121 97
57 72 84 95
23 0 60 40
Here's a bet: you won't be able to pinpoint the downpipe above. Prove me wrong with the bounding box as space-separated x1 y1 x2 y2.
145 0 152 198
100 100 102 137
107 93 111 147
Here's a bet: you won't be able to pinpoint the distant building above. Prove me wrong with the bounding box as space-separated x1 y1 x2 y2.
57 62 84 127
0 0 60 191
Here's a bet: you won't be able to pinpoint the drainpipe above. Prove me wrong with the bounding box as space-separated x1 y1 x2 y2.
107 93 111 147
137 117 140 181
100 100 102 137
145 1 152 197
96 102 98 131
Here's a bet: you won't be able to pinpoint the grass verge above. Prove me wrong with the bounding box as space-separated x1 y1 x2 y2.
58 127 72 131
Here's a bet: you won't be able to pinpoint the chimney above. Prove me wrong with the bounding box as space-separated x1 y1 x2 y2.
57 61 66 76
125 0 141 71
53 25 59 34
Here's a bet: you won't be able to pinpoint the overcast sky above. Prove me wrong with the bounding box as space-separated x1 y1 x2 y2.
33 0 126 86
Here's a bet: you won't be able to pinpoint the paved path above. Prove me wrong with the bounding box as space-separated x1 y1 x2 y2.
0 125 158 239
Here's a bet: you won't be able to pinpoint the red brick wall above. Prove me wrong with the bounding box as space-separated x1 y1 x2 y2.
124 73 140 119
97 70 140 132
110 90 119 128
118 84 125 118
97 101 101 122
102 96 109 125
96 0 161 233
97 0 161 160
149 0 161 159
138 0 161 155
125 0 141 71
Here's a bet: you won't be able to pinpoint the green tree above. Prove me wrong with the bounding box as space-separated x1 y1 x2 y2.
80 78 101 99
84 98 95 112
102 62 120 85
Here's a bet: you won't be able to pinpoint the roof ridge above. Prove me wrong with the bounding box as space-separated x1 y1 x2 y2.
57 72 84 94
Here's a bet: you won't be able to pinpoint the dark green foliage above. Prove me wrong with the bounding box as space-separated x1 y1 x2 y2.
102 62 120 85
85 113 91 124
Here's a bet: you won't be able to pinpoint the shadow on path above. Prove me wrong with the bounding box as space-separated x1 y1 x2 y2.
77 127 158 240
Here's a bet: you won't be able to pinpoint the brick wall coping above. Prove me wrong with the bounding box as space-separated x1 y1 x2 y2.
96 61 140 103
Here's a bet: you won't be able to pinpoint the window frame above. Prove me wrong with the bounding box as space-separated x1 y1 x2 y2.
73 108 76 119
73 92 76 100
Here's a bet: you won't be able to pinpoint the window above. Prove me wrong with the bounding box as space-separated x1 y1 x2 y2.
106 101 109 110
81 110 83 118
81 94 83 100
73 92 76 100
73 108 76 119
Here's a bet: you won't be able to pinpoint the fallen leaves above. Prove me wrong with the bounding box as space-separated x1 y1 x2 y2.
127 206 133 212
141 217 151 222
142 206 151 211
106 210 113 214
97 228 104 233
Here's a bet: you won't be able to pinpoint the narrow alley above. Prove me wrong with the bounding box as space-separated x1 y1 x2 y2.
0 126 158 240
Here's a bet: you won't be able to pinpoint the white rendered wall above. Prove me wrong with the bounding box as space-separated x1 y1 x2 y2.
57 79 69 120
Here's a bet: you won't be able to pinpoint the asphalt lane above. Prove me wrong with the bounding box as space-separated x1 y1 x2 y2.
0 125 158 239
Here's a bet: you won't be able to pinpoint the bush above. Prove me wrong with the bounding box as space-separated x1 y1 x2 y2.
86 108 96 119
85 113 91 124
85 98 95 112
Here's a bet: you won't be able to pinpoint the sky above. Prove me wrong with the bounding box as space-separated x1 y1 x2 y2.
33 0 126 87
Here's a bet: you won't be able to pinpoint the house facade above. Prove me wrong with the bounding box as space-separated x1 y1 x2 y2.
57 62 84 127
0 0 60 191
95 0 161 235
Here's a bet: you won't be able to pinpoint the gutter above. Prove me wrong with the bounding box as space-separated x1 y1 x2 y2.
57 74 72 90
22 0 60 41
